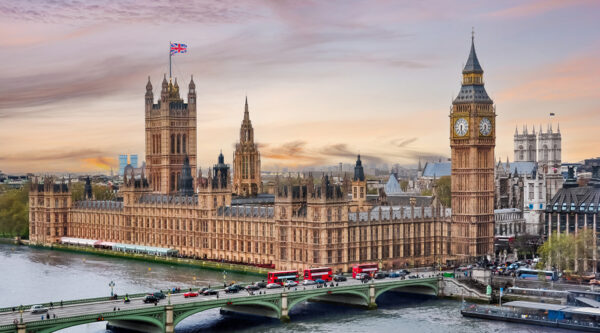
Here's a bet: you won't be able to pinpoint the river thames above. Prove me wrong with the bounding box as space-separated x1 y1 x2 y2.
0 244 571 332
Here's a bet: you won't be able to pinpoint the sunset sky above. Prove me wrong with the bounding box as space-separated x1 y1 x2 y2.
1 0 599 174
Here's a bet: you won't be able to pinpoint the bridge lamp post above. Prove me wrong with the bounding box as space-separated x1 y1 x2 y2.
19 305 23 324
109 281 115 297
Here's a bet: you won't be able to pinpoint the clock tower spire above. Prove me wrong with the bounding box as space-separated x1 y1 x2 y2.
449 34 495 261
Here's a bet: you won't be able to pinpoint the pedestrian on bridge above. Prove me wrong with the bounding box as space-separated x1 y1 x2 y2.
60 300 63 307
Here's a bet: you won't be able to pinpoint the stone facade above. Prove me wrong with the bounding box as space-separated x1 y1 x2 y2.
145 76 197 194
449 37 496 259
29 39 499 270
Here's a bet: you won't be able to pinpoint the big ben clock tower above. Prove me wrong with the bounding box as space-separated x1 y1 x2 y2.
450 34 495 261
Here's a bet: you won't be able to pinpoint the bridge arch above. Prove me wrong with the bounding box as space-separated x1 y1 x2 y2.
172 299 281 327
287 289 370 312
375 281 438 300
36 314 164 333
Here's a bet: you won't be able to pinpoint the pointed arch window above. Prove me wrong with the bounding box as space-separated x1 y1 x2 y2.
177 134 181 154
182 134 187 154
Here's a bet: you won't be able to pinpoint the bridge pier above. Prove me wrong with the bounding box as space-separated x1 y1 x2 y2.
165 305 174 333
367 283 377 310
17 324 26 333
280 292 290 322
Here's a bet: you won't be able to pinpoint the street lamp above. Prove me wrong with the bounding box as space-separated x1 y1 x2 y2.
109 281 115 297
19 305 23 324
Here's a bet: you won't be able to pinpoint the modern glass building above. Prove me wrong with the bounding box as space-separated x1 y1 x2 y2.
130 154 138 168
118 155 128 177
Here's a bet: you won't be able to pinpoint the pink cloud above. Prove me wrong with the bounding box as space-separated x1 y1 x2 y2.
485 0 598 19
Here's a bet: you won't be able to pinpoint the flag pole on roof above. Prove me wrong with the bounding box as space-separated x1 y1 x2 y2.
169 42 188 80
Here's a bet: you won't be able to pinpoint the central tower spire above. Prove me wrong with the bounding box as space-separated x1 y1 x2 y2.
233 97 262 196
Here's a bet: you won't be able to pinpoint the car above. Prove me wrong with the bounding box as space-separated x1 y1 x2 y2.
398 269 410 275
30 305 48 314
152 292 166 299
374 272 386 279
358 273 372 281
183 291 198 298
267 283 282 289
315 279 326 285
302 279 317 285
255 281 267 288
246 284 260 291
143 295 159 303
333 275 347 282
202 289 218 295
284 281 298 287
389 272 400 278
225 284 243 293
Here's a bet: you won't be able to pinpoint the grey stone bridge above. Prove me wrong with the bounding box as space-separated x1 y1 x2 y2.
0 277 482 333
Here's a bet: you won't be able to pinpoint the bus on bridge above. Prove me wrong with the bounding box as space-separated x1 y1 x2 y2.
267 270 299 285
303 267 333 281
352 263 378 279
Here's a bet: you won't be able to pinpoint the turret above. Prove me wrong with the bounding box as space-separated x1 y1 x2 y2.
145 76 153 109
161 74 168 102
188 75 196 111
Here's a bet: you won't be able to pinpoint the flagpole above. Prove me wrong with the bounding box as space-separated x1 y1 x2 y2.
169 41 172 79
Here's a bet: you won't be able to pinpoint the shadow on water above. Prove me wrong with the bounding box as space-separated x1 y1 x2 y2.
162 293 438 333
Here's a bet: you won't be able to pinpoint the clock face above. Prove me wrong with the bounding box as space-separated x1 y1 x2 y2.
454 118 468 137
479 117 492 136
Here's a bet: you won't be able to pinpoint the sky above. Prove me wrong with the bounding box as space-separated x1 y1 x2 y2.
0 0 599 174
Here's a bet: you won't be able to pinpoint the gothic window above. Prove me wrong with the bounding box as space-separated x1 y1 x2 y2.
182 134 186 154
543 145 549 161
177 134 181 154
327 208 332 222
170 135 175 154
170 173 175 191
518 145 524 160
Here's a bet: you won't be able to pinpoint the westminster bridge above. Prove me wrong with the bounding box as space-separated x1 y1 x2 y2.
0 276 486 333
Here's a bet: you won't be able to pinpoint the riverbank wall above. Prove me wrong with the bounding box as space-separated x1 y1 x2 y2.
0 237 22 245
29 243 269 277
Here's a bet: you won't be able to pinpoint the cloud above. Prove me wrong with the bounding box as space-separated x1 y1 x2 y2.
82 157 117 170
0 55 161 113
496 52 600 103
260 140 325 166
0 0 257 24
0 148 108 162
484 0 598 19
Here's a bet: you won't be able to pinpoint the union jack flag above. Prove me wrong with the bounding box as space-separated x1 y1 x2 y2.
170 43 187 55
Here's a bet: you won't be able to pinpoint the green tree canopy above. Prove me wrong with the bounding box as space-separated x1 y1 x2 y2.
0 185 30 238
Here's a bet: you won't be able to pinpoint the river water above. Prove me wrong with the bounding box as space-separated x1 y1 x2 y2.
0 244 570 332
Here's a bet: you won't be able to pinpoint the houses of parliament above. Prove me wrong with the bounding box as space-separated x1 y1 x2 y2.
29 37 495 271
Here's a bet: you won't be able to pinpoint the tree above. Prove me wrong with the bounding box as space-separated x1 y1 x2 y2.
435 176 451 208
71 182 114 201
399 180 409 192
537 230 595 275
0 185 30 238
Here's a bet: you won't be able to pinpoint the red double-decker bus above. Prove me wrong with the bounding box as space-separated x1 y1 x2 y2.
267 270 299 285
303 267 333 281
352 263 378 279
